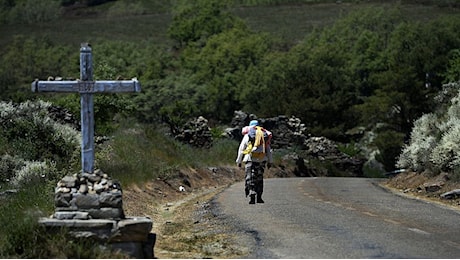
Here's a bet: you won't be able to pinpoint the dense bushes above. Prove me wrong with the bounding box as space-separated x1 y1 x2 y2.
397 81 460 176
167 3 459 172
0 100 79 188
168 0 244 47
0 36 75 101
1 1 460 172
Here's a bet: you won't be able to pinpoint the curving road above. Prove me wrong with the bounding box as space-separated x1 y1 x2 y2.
215 177 460 258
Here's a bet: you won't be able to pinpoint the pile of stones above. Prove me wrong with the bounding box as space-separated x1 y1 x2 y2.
303 136 364 177
174 116 213 148
39 169 155 258
48 105 80 131
53 169 124 220
227 110 364 177
227 110 309 149
172 110 365 176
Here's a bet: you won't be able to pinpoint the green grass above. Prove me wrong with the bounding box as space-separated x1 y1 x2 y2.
0 13 172 50
97 120 239 186
232 2 460 45
0 119 239 257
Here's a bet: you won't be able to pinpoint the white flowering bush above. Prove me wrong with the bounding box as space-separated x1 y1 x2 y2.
11 161 58 187
397 81 460 173
0 100 80 162
0 100 80 186
430 121 460 171
396 113 439 172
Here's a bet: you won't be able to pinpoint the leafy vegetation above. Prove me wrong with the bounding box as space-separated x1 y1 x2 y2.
98 121 238 184
397 81 460 177
0 100 79 172
0 100 238 257
1 0 460 257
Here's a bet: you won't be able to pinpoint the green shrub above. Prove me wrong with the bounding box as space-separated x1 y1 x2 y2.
98 120 239 185
443 49 460 83
0 100 80 189
0 154 25 184
337 142 361 157
168 0 243 47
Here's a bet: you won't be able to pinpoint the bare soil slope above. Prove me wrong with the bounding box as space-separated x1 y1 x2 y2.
383 171 460 209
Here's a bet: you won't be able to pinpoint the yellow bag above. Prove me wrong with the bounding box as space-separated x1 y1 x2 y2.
243 126 266 159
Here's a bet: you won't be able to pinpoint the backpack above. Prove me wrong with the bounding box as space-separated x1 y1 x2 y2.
243 126 272 160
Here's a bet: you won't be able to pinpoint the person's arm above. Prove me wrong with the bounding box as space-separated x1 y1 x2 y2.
266 144 273 164
265 130 273 164
235 135 249 165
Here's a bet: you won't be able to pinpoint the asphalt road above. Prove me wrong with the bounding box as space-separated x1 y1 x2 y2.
215 177 460 258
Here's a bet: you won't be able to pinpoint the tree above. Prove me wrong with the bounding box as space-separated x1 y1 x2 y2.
168 0 244 47
0 36 74 102
182 27 273 121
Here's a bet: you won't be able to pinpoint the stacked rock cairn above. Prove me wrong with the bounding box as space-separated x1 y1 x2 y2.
54 169 124 220
40 169 155 258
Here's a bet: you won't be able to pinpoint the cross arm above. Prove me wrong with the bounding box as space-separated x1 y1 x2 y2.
93 79 141 93
31 78 141 93
32 80 81 93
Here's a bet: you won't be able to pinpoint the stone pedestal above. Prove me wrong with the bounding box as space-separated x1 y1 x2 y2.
39 217 155 258
39 170 154 258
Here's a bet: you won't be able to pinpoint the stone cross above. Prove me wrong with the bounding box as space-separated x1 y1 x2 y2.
32 43 141 174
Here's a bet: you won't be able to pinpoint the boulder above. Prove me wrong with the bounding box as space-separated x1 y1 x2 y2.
441 189 460 199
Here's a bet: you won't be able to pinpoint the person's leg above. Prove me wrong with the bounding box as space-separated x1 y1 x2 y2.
245 162 256 204
255 163 264 203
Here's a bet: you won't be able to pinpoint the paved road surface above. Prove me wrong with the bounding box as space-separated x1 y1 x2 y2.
215 177 460 258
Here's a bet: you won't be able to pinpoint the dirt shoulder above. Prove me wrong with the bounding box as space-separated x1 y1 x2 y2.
122 167 460 258
382 171 460 210
122 165 251 258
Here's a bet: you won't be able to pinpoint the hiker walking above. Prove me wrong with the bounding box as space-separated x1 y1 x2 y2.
236 120 273 204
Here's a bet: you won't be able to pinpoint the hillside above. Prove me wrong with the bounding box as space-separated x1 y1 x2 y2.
0 1 458 49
